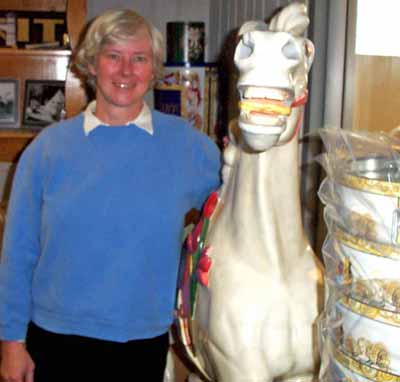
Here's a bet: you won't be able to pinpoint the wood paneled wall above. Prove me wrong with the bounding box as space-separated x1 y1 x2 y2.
351 55 400 134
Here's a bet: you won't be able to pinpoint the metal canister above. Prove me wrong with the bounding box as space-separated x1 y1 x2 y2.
167 22 205 64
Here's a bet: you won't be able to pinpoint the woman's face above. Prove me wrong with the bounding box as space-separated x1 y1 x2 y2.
89 28 154 121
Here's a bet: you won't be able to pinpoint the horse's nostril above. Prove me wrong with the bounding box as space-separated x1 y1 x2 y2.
282 39 301 61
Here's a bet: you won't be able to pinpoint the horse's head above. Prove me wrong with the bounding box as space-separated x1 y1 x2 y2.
234 2 314 152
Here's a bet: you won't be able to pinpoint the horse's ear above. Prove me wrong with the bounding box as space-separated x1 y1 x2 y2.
238 21 268 37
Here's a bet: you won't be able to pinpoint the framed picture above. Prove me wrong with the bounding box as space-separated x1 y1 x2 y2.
0 12 17 47
0 79 19 127
23 80 65 128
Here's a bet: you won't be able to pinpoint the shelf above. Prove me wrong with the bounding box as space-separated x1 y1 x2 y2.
0 48 71 57
0 50 70 79
0 130 36 162
0 0 87 162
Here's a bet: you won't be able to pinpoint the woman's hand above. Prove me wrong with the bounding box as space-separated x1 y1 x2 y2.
1 341 35 382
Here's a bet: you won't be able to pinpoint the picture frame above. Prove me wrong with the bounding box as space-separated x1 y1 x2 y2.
23 80 65 128
0 12 17 47
0 79 19 127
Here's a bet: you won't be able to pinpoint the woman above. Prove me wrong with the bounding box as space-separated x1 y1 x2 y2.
0 9 220 382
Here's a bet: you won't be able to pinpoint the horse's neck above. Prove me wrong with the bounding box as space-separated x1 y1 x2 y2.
225 138 302 220
220 138 307 265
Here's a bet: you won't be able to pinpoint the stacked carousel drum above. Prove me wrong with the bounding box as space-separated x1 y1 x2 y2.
318 130 400 382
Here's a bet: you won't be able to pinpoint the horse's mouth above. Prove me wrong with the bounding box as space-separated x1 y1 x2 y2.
238 86 294 134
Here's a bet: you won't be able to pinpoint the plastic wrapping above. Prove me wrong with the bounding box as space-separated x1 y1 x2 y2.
318 129 400 382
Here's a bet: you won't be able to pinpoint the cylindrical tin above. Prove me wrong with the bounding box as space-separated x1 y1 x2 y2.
334 301 400 378
319 156 400 245
167 22 205 64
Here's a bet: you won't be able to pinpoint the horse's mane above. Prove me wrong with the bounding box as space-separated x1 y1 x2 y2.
237 3 309 37
268 2 309 36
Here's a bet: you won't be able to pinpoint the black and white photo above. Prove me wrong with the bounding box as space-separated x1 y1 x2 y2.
23 80 65 127
0 79 18 126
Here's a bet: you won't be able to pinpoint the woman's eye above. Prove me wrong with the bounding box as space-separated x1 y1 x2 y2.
107 53 120 61
133 55 147 62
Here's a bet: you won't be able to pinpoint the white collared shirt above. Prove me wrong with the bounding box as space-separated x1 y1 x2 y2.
83 100 154 136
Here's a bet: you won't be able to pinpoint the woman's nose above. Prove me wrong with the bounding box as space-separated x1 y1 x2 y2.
121 58 133 76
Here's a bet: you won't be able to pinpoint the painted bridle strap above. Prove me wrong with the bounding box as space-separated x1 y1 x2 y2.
292 89 308 108
290 90 308 140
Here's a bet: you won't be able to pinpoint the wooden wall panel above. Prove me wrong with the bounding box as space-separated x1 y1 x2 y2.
351 55 400 134
0 0 66 12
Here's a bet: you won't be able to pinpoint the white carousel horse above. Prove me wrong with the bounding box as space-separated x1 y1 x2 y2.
172 3 324 381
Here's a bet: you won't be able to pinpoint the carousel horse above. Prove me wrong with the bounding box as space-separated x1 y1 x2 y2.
173 3 324 381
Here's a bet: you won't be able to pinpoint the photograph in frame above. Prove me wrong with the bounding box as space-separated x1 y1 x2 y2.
23 80 65 128
0 79 19 127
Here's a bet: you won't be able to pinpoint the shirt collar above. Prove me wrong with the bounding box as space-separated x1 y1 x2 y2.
83 100 154 136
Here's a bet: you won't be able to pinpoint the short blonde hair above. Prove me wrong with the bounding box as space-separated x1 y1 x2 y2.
73 9 164 89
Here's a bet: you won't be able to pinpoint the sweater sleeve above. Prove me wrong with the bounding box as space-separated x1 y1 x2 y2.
191 133 221 209
0 137 46 340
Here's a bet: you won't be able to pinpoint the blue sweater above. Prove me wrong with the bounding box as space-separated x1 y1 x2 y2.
0 111 220 342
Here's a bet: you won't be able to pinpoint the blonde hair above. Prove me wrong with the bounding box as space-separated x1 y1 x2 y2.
73 9 164 89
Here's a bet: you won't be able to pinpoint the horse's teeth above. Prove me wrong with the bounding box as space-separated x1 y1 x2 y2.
242 86 292 102
240 110 286 126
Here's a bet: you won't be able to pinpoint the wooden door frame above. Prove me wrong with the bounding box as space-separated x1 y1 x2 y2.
342 0 357 130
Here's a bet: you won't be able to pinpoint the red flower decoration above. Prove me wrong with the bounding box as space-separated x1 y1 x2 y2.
193 220 203 242
196 247 212 287
203 191 219 218
198 252 211 273
197 269 209 287
187 220 203 253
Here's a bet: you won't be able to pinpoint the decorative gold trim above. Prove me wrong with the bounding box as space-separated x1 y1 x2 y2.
334 343 400 382
340 296 400 327
339 174 400 197
335 227 400 260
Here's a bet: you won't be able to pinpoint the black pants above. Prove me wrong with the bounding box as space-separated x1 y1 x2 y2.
26 322 169 381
